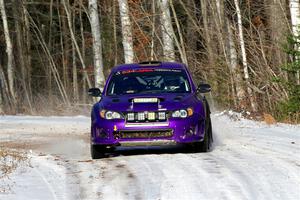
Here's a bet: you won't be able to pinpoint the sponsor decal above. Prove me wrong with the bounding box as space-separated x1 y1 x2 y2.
116 68 182 75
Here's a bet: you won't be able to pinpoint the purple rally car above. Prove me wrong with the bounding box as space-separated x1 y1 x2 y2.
88 61 213 159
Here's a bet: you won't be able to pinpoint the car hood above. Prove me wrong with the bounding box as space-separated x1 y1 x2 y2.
99 93 197 112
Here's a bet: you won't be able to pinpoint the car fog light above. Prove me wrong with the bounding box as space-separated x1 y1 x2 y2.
137 112 145 121
127 113 135 121
158 112 166 120
96 128 108 139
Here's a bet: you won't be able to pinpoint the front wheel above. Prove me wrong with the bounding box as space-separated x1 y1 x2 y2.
91 145 106 159
200 118 212 152
192 117 212 153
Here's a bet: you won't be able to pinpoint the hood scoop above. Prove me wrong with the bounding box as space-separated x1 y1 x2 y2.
174 95 184 102
111 98 120 103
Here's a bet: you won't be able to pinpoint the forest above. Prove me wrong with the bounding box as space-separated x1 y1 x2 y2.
0 0 299 123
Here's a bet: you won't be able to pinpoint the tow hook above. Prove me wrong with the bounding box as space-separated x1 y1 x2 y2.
114 132 120 140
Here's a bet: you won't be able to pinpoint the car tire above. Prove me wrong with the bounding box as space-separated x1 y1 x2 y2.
189 121 211 153
91 145 106 159
199 118 212 152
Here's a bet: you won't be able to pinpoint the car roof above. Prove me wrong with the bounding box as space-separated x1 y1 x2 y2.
111 61 187 73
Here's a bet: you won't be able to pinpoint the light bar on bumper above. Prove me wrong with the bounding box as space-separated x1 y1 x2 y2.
126 111 168 122
127 113 135 121
158 112 166 120
137 112 145 121
148 112 156 120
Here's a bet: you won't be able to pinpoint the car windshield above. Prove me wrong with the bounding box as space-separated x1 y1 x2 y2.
107 68 191 95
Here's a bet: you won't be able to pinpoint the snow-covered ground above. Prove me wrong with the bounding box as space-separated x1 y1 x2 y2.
0 113 299 200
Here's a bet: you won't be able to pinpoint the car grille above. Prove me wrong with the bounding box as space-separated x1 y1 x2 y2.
117 130 173 139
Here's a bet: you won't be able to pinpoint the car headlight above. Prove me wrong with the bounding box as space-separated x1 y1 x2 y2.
172 108 193 118
100 110 123 119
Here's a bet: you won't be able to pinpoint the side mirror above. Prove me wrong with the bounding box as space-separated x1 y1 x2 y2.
88 88 102 97
197 83 211 93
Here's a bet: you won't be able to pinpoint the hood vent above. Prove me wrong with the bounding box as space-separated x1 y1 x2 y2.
174 95 184 102
112 98 120 103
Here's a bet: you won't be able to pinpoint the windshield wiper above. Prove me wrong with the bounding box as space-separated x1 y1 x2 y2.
139 90 162 94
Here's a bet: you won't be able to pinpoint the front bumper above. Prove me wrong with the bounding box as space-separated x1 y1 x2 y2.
91 116 205 146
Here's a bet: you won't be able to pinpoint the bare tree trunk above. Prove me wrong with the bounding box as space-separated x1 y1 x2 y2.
139 0 160 61
0 63 4 114
0 60 14 112
118 0 134 63
57 1 67 92
79 0 86 66
200 0 214 67
113 0 118 65
0 0 16 105
290 0 300 40
79 0 87 103
289 0 300 84
169 0 187 64
266 0 288 68
25 8 70 105
62 0 92 88
226 19 246 108
89 0 105 89
72 39 79 102
150 0 156 60
159 0 175 61
71 6 79 102
48 0 53 46
234 0 258 112
12 0 33 113
23 1 32 105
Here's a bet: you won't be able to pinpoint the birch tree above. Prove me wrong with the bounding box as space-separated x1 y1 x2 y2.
89 0 105 89
290 1 300 39
118 0 134 63
159 0 175 61
226 19 246 108
234 0 257 112
289 0 300 84
0 0 16 104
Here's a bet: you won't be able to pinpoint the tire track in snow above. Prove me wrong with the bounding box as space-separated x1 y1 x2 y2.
212 134 300 200
32 167 59 200
96 158 143 200
29 156 71 200
127 155 164 199
186 153 259 200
